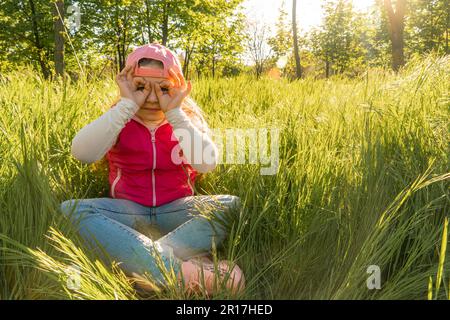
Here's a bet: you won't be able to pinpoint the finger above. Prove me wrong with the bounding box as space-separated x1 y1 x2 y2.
177 71 186 88
132 77 145 89
126 64 134 83
119 64 132 76
127 62 135 82
117 65 131 79
186 80 192 94
180 81 192 99
166 77 175 88
168 86 177 97
154 82 162 100
169 68 181 87
116 71 128 84
116 65 130 82
142 81 151 97
159 80 173 89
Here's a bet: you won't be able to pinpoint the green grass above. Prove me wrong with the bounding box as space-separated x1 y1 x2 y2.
0 55 448 300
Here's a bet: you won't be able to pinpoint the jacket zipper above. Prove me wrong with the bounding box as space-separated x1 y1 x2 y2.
150 128 157 206
111 167 121 198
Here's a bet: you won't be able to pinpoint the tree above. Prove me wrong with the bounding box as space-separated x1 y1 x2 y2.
407 0 449 55
310 0 367 77
0 0 54 78
70 0 142 73
136 0 182 46
268 1 293 61
267 1 296 78
292 0 302 78
246 20 275 79
173 0 246 79
53 0 65 77
368 1 392 67
383 0 407 71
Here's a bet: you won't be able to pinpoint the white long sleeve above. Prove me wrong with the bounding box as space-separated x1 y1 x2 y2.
165 107 218 173
71 97 139 164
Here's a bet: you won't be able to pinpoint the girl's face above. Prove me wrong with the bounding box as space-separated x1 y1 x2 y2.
133 65 173 122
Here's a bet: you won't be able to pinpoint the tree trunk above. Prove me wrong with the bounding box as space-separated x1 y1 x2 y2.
446 3 449 54
145 0 153 42
162 1 169 46
292 0 302 79
28 0 50 79
446 27 449 54
53 0 65 78
256 62 263 79
383 0 406 71
116 47 121 72
183 45 195 79
117 41 126 71
428 0 434 50
115 7 129 71
117 32 125 71
183 48 189 77
325 59 330 78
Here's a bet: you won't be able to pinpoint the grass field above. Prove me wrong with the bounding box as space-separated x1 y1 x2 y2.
0 55 448 300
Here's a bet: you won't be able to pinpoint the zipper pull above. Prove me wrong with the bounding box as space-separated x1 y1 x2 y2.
150 129 156 142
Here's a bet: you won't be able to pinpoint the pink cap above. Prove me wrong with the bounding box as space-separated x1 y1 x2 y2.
125 42 183 79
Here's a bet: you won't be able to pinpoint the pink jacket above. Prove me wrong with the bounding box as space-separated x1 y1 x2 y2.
106 115 197 207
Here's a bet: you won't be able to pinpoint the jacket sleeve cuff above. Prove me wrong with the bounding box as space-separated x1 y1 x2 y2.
118 97 139 111
164 106 189 128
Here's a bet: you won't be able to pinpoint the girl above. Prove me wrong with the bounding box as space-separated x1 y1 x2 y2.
60 43 245 296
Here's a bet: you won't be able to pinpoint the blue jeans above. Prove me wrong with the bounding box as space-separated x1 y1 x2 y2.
59 195 241 286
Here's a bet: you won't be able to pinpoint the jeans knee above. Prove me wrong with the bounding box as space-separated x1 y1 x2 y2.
60 199 75 216
230 195 241 210
60 199 92 219
220 195 241 212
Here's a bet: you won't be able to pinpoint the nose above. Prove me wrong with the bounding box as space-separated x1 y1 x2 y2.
146 82 159 104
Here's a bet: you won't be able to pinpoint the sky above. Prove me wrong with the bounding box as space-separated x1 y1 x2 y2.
241 0 376 35
239 0 376 66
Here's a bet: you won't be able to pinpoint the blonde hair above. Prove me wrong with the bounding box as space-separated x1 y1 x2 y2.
181 96 210 134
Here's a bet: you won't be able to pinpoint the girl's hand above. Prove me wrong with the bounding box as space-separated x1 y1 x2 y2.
154 68 192 112
115 62 151 107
